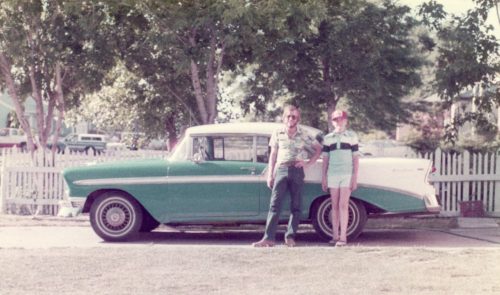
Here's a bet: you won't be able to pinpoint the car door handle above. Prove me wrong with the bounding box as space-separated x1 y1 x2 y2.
240 167 256 175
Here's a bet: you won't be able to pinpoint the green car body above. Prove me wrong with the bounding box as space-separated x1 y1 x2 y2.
63 122 440 241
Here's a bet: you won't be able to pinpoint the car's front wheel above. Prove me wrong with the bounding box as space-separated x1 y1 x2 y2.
90 192 143 241
311 196 367 241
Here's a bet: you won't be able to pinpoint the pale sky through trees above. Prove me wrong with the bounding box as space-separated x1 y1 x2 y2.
398 0 500 37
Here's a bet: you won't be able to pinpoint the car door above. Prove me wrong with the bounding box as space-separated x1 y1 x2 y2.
167 134 268 220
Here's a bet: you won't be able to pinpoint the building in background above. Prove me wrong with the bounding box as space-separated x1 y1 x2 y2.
0 91 37 129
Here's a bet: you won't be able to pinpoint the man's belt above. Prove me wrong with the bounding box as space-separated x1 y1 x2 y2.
279 160 300 167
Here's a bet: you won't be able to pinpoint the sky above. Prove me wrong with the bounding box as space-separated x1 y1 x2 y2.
397 0 500 37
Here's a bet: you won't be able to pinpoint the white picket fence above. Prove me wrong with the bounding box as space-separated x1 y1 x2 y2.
0 148 166 215
1 147 499 216
421 148 500 216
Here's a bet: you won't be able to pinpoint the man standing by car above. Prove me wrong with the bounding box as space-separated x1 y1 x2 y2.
253 104 322 247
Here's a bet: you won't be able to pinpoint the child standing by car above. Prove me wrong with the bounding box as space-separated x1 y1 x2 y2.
321 110 360 247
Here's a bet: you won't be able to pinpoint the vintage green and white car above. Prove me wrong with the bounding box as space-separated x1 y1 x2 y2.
63 122 440 242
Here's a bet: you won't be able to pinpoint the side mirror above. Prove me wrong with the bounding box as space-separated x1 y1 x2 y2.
192 152 205 163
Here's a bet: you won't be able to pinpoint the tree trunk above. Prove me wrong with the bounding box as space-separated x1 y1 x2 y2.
189 29 209 124
190 59 209 124
50 63 65 163
205 33 218 124
164 113 177 151
188 27 224 125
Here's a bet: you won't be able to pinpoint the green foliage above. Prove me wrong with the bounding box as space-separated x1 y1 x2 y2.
404 107 444 153
0 0 118 150
419 0 500 144
441 135 500 153
241 0 427 133
105 0 272 130
4 0 497 149
0 0 116 101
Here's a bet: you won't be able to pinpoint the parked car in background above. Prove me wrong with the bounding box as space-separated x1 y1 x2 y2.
359 139 414 157
106 142 127 151
62 122 440 242
48 133 107 154
0 128 27 149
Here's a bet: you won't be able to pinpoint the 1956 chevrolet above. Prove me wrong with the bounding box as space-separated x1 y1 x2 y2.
63 122 440 242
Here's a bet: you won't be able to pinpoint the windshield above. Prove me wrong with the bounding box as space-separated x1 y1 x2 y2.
169 134 188 161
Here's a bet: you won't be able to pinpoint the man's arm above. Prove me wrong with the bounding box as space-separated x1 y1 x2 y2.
303 142 322 168
267 146 278 189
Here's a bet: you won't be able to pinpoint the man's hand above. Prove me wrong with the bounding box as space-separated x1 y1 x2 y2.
294 160 306 168
267 176 275 189
322 178 328 192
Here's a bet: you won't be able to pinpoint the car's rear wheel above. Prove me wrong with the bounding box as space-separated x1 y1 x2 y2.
311 196 367 241
90 192 143 241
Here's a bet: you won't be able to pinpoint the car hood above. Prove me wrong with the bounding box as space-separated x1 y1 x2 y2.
63 158 168 185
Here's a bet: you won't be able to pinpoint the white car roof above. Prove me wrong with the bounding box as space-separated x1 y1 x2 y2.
185 122 323 136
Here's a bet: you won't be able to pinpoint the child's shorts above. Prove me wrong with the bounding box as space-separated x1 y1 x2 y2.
328 174 352 189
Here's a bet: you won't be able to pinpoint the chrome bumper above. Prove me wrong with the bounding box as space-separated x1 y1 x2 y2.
423 185 441 213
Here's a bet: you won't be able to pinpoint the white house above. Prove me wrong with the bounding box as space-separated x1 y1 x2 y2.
0 91 37 129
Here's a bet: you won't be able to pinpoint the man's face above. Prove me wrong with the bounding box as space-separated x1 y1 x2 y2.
283 109 300 129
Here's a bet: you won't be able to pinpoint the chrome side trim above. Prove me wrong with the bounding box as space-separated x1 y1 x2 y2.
354 183 427 200
73 175 264 186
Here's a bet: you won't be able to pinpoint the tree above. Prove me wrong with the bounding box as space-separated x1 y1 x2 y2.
241 0 428 132
68 63 183 149
419 0 500 143
109 0 269 133
0 0 116 155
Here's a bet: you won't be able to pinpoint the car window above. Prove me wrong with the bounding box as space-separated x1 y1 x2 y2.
0 129 8 136
193 136 254 162
256 136 270 163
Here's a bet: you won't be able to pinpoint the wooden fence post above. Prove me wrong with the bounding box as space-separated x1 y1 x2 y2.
0 149 6 213
493 150 500 217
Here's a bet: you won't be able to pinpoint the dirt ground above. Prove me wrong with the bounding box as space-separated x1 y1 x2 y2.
1 215 499 295
1 244 499 294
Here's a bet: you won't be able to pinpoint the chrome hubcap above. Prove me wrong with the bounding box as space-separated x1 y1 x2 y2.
106 207 126 227
319 200 357 237
100 202 131 231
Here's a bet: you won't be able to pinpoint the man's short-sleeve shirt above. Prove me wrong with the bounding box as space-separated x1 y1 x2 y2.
322 130 359 175
270 125 319 165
